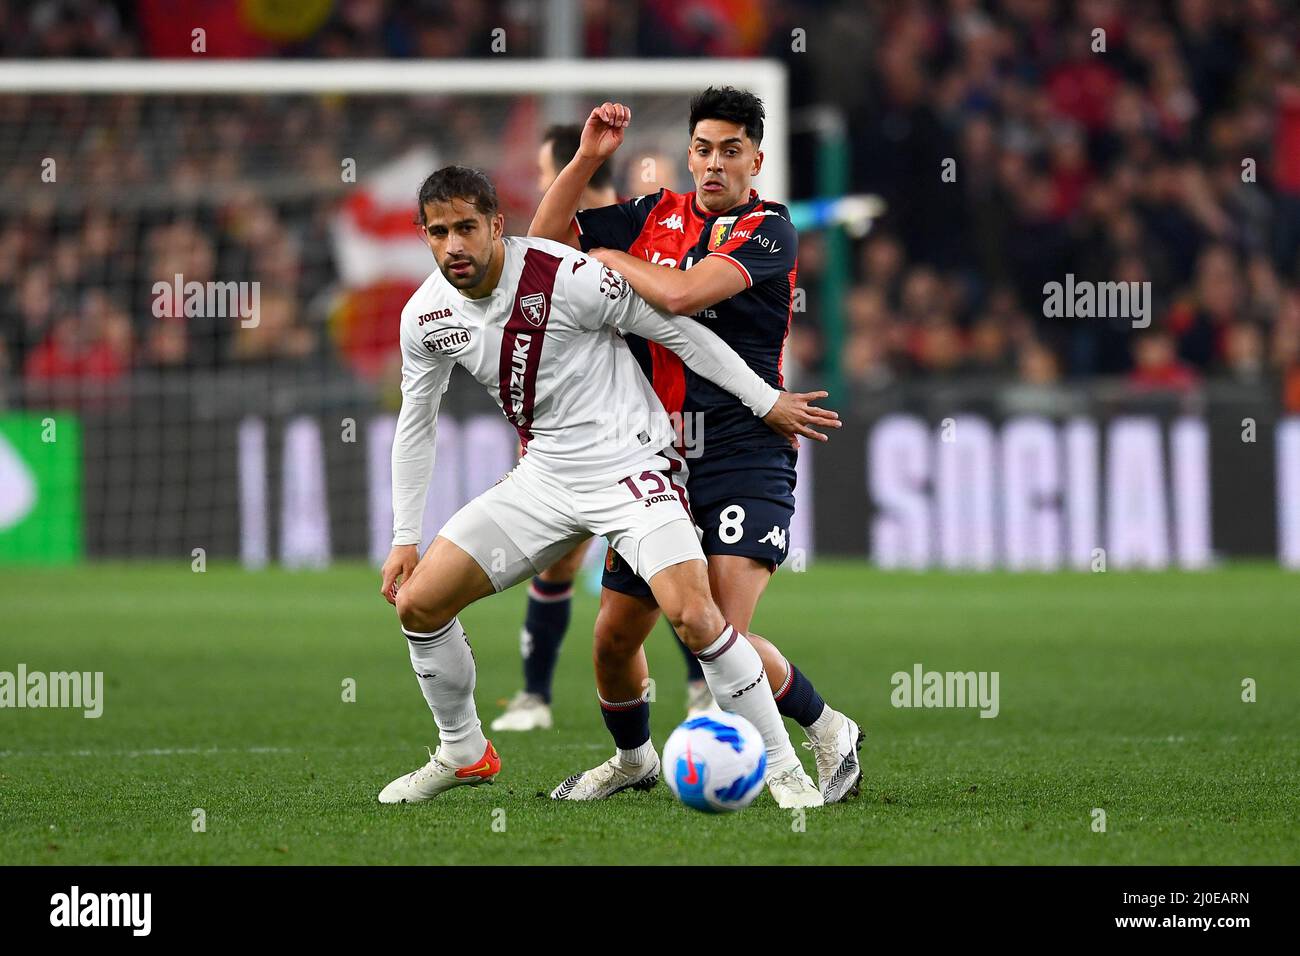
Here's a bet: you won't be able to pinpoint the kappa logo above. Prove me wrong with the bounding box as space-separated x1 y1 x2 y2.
658 213 685 232
741 209 783 222
519 292 547 327
421 325 472 356
759 526 788 551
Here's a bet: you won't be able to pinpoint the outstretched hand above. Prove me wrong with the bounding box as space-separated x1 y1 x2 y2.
761 390 842 447
579 102 631 161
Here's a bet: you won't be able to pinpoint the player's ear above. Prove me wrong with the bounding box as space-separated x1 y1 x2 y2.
751 148 764 177
491 213 504 240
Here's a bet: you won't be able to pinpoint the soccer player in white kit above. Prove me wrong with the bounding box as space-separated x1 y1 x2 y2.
376 167 839 807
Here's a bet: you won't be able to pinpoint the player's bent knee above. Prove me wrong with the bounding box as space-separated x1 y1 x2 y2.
665 594 722 651
395 588 452 635
593 630 640 669
593 609 652 662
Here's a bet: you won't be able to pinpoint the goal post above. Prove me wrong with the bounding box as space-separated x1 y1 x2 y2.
0 57 811 567
0 58 789 200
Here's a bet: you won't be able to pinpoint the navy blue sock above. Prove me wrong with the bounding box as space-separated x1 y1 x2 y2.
775 663 827 728
522 576 572 703
600 696 651 750
672 624 705 682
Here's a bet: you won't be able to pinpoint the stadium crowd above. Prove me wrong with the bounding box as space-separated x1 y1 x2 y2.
1 0 1299 412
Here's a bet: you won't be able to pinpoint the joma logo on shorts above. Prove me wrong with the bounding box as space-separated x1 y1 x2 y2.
643 493 677 508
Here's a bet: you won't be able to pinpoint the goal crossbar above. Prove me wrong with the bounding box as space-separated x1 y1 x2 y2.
0 58 789 198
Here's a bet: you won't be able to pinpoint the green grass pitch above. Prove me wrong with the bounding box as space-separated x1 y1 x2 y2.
1 562 1296 865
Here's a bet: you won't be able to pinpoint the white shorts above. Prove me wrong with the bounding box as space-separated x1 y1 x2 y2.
438 449 702 593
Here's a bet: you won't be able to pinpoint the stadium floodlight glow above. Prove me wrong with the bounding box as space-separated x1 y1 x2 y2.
0 58 790 201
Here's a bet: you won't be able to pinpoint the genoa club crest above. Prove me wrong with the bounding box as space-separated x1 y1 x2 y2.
708 216 737 251
519 292 547 327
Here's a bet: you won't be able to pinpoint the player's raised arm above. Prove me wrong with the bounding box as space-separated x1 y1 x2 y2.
564 258 839 444
529 102 630 245
589 206 796 315
382 321 454 605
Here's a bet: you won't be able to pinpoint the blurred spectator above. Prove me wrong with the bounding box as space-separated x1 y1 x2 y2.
231 289 314 363
1018 339 1062 387
25 290 130 384
623 147 683 197
2 0 1300 406
1129 327 1199 392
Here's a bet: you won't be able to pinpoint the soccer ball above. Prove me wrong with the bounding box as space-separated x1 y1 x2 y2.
663 712 767 813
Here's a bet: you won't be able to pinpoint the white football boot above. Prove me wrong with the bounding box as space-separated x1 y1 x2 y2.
802 711 864 804
551 750 661 800
766 764 824 809
685 680 721 719
490 691 553 732
377 742 500 804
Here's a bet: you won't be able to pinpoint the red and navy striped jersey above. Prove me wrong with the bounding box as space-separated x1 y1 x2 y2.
574 187 798 455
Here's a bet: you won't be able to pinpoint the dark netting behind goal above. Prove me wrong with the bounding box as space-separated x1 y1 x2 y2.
0 88 716 567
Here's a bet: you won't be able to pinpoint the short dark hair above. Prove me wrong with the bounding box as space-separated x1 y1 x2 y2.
543 123 613 190
689 86 765 146
416 165 499 226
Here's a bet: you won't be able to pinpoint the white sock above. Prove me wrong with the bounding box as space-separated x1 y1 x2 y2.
808 705 835 736
402 618 487 767
696 624 800 774
618 740 656 767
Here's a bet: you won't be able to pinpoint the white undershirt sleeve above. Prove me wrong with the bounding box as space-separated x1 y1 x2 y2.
562 258 780 419
614 299 780 418
391 319 453 548
390 393 441 547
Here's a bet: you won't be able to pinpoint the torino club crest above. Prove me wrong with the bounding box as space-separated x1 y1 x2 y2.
519 292 547 327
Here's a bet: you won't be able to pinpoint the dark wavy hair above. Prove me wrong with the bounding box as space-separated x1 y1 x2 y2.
415 165 499 226
689 86 765 145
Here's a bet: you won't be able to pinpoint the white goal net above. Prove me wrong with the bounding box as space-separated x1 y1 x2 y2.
0 60 792 566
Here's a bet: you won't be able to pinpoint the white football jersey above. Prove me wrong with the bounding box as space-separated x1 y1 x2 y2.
390 235 778 546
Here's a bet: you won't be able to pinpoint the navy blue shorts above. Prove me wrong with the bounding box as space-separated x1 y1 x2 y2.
602 446 797 598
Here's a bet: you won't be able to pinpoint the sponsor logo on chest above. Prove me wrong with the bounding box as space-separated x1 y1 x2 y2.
418 308 453 325
509 333 532 422
421 325 472 356
648 249 698 271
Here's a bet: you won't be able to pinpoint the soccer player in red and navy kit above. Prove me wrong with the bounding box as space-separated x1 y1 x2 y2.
532 89 865 804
